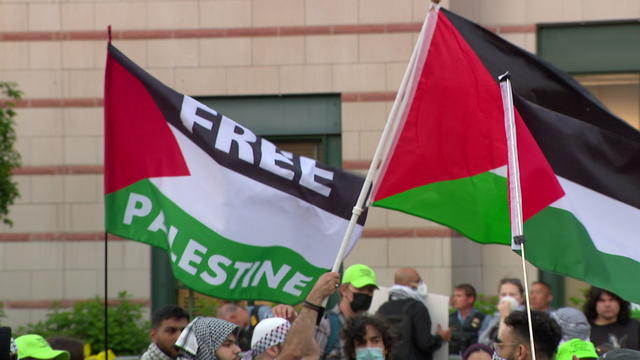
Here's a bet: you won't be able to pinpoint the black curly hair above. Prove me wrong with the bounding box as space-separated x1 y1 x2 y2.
342 314 394 360
583 287 630 325
504 310 562 360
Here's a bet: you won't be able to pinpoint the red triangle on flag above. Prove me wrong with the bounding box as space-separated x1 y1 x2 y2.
104 50 190 194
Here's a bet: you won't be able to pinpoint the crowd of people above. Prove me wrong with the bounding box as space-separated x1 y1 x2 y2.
6 265 640 360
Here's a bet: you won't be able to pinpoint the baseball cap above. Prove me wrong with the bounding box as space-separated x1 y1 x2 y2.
556 339 598 360
342 264 378 289
15 334 70 360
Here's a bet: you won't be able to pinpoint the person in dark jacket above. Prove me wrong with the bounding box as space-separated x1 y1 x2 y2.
376 268 450 360
449 284 488 356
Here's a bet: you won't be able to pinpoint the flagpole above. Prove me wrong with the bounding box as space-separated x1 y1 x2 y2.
323 7 440 298
499 72 536 360
104 231 109 357
104 25 111 357
327 4 441 281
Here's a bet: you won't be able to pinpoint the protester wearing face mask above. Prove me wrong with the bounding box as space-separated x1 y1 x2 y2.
376 268 450 360
342 315 394 360
316 264 379 360
478 278 525 347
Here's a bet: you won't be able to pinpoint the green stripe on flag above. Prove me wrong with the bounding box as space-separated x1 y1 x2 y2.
525 206 640 302
373 171 510 245
105 179 326 304
373 172 640 302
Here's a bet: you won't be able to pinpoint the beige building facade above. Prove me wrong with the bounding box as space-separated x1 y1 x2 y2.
0 0 638 329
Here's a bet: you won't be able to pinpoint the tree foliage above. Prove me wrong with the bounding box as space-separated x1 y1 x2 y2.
16 291 150 355
0 82 22 226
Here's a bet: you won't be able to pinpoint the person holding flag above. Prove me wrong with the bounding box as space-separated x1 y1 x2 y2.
316 264 379 360
278 272 341 360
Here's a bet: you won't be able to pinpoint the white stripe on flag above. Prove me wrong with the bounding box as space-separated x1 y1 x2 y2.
149 125 362 269
492 166 640 263
549 176 640 263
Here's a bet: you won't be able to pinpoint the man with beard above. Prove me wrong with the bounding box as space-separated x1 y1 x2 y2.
175 317 242 360
376 268 450 360
316 264 379 360
142 305 190 360
492 310 561 360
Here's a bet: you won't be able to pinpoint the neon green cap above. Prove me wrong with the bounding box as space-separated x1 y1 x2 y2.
556 339 598 360
15 334 70 360
342 264 378 289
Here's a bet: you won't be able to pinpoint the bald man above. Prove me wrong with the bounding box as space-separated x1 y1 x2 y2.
377 268 450 360
216 302 273 351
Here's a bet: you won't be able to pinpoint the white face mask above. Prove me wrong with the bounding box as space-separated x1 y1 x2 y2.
500 295 519 311
417 281 428 298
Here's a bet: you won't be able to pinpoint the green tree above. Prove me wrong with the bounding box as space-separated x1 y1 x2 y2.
0 82 22 225
0 302 6 324
474 293 499 315
16 291 150 355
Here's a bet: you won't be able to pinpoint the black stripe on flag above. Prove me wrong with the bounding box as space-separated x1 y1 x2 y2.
442 9 640 143
515 97 640 210
441 9 640 209
107 44 367 224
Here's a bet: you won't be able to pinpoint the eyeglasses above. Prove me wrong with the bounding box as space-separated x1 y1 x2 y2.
492 342 519 352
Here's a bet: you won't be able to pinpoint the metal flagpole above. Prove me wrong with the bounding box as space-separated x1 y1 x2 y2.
104 231 109 357
104 25 112 358
499 72 536 360
327 3 441 280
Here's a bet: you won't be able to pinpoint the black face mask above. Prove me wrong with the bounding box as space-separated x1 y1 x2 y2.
350 292 373 312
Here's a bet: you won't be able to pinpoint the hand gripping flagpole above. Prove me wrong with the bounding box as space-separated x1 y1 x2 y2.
325 3 441 298
499 72 537 360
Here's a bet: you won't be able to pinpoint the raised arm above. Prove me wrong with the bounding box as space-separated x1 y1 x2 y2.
278 272 340 360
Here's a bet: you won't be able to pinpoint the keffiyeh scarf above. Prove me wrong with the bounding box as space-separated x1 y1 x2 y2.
10 338 16 358
141 342 174 360
175 317 239 360
389 284 426 303
251 321 291 359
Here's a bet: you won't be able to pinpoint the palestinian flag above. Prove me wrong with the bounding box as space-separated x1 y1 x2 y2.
371 7 640 301
104 44 365 304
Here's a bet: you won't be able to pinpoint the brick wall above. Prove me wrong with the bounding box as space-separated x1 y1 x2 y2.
1 0 638 328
